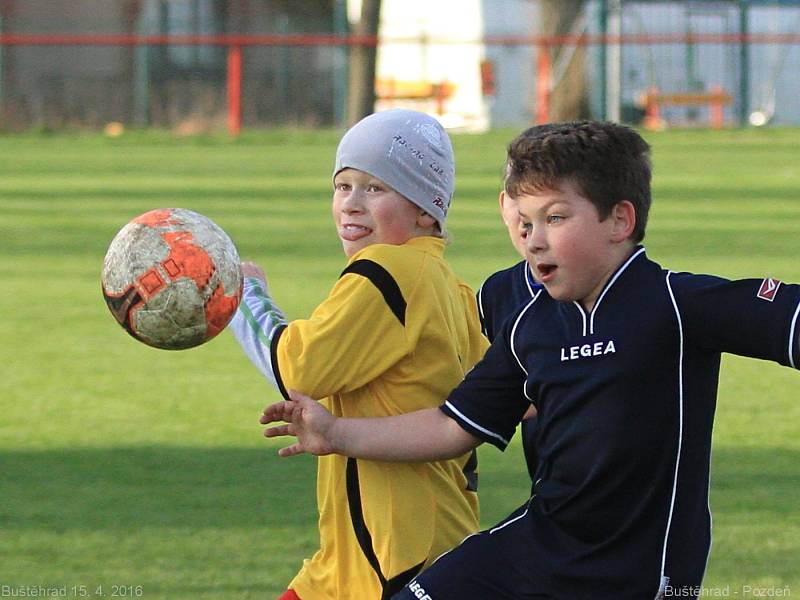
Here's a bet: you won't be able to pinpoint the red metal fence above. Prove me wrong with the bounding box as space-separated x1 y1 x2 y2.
1 31 799 132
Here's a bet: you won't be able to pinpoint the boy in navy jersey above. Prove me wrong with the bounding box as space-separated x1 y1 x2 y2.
477 162 541 343
477 158 542 484
259 121 800 599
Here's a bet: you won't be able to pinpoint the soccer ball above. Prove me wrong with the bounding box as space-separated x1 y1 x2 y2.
101 208 243 350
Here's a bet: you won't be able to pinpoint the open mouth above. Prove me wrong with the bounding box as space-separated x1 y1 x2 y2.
340 224 372 242
536 263 557 282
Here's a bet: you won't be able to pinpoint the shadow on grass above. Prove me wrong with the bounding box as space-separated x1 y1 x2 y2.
1 445 797 531
0 445 797 593
0 446 319 532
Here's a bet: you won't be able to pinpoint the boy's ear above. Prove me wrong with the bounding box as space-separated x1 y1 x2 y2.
498 191 512 226
417 211 437 229
609 200 637 242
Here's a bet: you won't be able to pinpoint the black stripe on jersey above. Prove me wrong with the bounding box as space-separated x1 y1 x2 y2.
341 260 407 326
346 458 387 587
463 449 479 492
270 324 290 400
346 458 428 596
383 560 425 599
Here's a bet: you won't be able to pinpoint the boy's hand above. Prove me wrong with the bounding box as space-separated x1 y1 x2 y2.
241 261 268 284
260 389 336 457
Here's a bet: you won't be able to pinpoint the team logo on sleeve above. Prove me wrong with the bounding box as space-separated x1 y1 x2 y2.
757 278 782 302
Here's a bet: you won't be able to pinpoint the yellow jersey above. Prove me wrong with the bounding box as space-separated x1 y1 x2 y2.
272 237 487 599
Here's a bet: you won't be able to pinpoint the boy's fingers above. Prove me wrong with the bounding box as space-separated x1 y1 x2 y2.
278 444 305 458
264 424 292 438
241 261 266 280
288 389 315 405
260 400 295 424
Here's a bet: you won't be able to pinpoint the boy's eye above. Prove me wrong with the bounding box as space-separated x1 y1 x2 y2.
547 215 564 224
520 222 532 233
335 183 351 191
367 184 383 192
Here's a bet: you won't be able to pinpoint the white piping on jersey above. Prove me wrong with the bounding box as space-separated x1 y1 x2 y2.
476 283 487 328
444 401 511 447
489 503 530 534
431 504 533 586
661 271 689 588
477 262 539 338
511 292 542 403
588 247 646 335
573 301 588 336
524 262 538 297
789 297 800 369
702 454 714 584
431 531 479 566
510 294 540 374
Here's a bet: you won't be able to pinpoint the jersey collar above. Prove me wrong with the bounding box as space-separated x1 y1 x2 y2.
572 246 647 336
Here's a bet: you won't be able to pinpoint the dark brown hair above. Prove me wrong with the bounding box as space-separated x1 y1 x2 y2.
504 121 652 243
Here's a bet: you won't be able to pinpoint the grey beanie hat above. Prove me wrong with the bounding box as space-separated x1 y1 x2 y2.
333 109 455 230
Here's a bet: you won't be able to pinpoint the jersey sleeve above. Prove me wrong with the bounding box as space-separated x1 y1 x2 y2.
228 277 288 390
270 259 415 400
441 316 530 450
671 273 800 369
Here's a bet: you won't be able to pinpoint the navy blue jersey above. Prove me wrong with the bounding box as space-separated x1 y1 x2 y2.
477 259 541 342
477 259 542 484
439 248 800 598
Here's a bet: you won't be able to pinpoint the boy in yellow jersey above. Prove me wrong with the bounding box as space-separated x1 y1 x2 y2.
229 109 487 600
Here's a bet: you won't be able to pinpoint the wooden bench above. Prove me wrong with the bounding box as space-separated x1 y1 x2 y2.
376 79 456 115
640 86 732 129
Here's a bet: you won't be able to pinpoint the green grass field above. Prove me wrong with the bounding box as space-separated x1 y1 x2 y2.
0 127 798 598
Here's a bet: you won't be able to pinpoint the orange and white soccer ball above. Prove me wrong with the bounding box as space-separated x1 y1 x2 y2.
101 208 243 350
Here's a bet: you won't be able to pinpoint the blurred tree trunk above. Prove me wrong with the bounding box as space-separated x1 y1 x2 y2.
540 0 590 121
346 0 381 126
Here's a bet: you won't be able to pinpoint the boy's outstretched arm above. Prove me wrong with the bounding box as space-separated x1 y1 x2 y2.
261 389 481 461
228 262 287 390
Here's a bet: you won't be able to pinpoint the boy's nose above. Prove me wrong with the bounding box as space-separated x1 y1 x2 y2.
341 189 365 212
526 225 546 252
